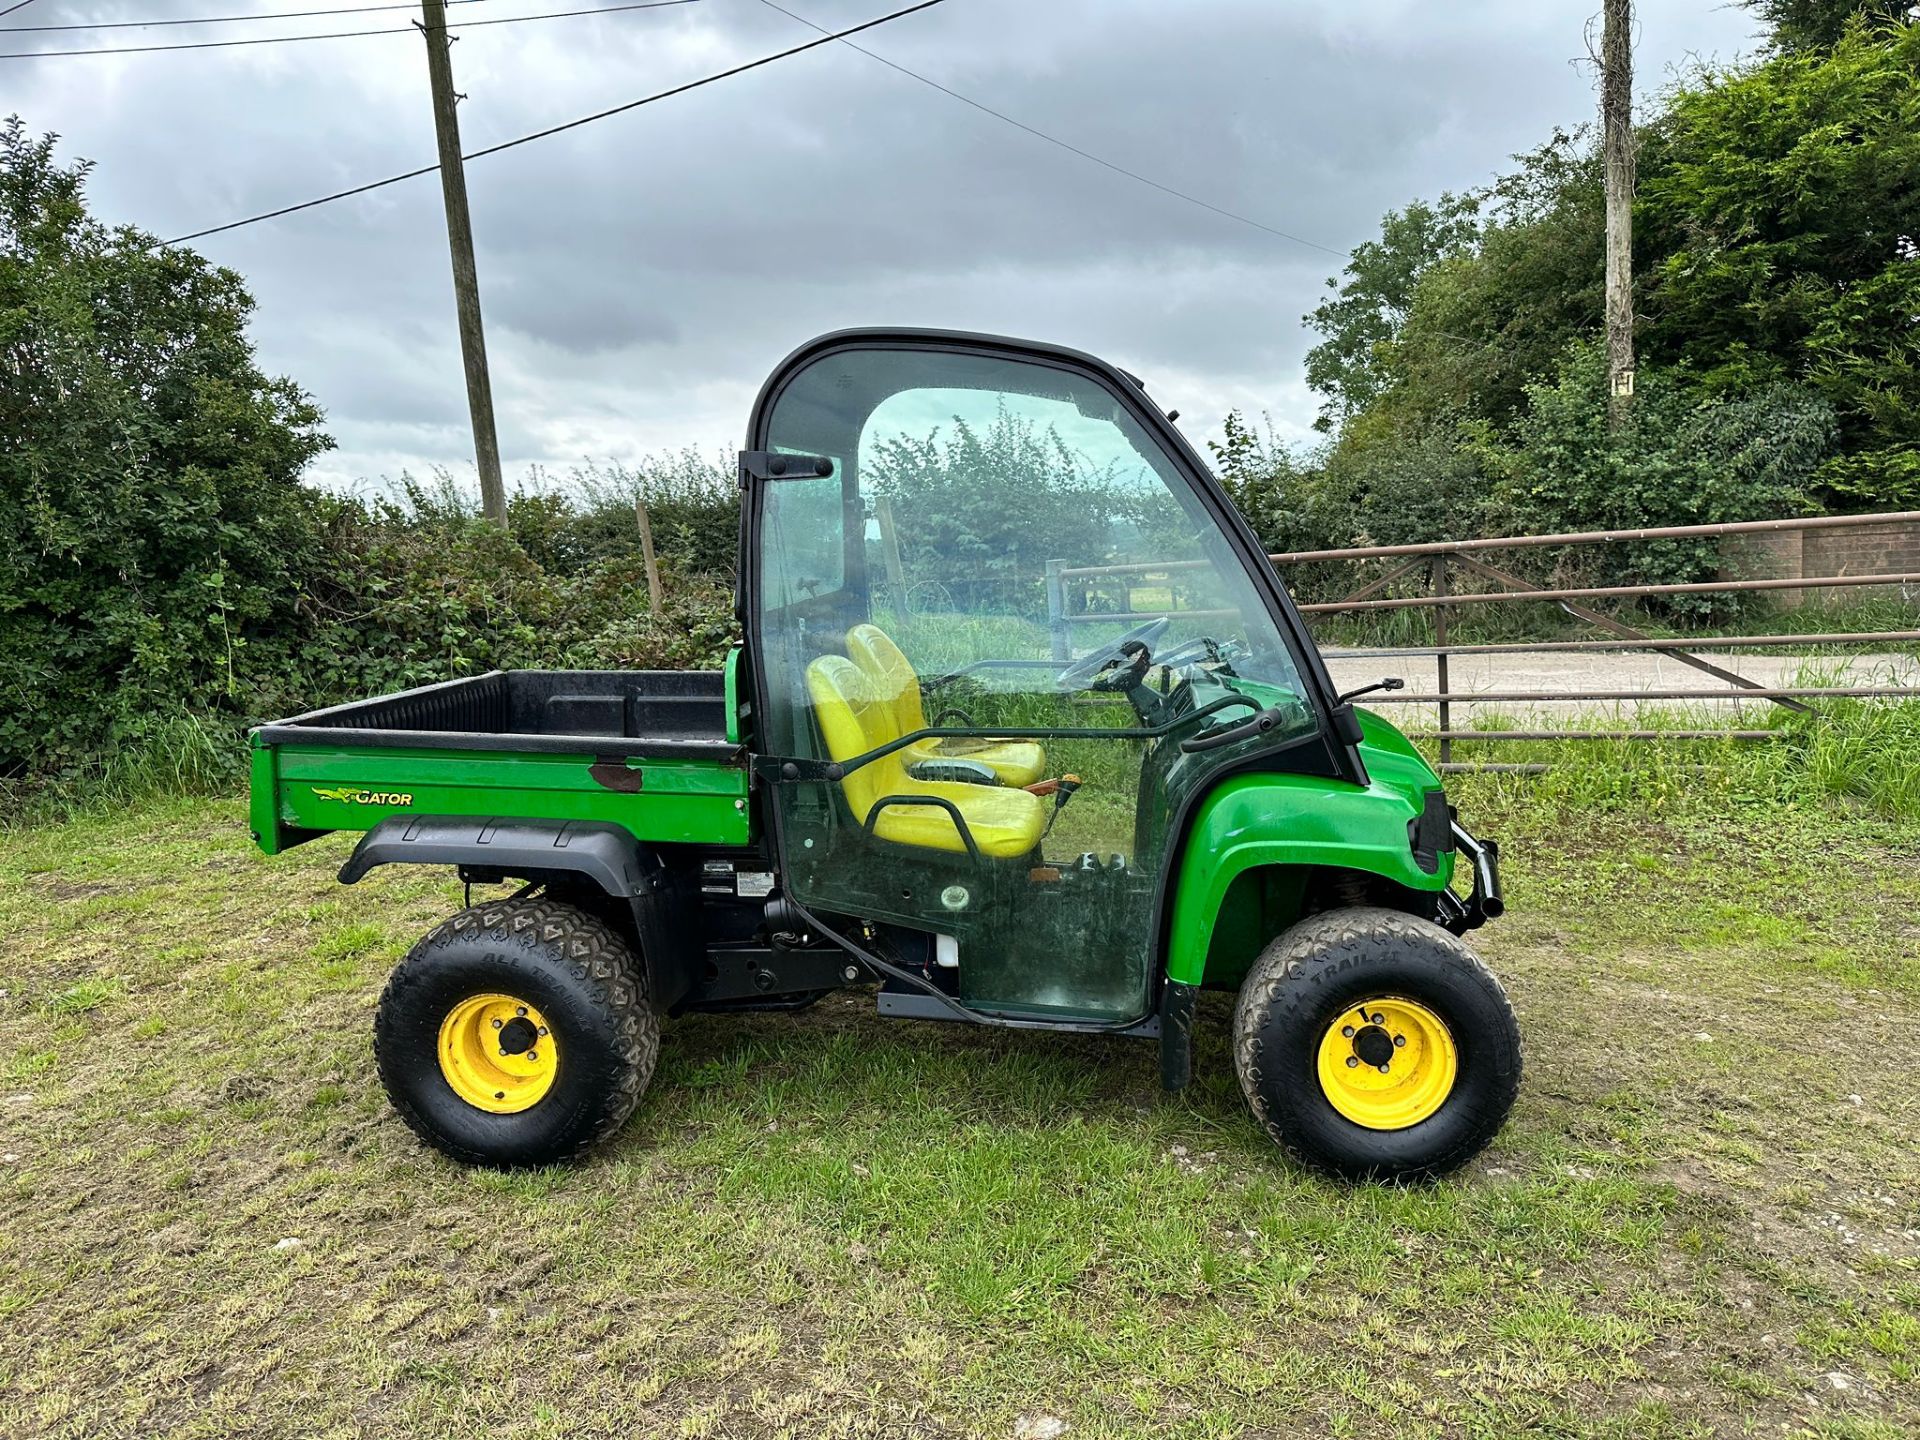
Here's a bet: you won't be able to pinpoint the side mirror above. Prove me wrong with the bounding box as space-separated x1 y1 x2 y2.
1336 677 1405 705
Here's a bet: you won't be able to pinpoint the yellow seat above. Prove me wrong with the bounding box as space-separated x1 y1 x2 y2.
805 655 1047 859
845 624 1047 788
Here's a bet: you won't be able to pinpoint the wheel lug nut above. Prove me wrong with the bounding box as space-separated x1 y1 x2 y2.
1341 1025 1355 1037
491 1018 503 1029
526 1050 537 1061
1370 1013 1384 1025
516 1006 528 1017
537 1026 548 1036
1345 1056 1359 1068
499 1047 509 1057
1393 1035 1406 1048
1377 1064 1390 1074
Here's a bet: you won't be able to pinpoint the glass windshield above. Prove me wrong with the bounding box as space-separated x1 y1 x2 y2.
760 346 1314 724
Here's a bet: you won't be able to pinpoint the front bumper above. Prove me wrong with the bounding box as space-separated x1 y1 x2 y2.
1437 820 1504 933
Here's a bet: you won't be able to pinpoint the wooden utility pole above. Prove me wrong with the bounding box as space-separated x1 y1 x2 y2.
419 0 506 524
1601 0 1635 422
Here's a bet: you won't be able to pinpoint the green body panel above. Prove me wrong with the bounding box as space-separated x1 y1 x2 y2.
1164 708 1451 989
724 646 744 745
250 737 751 853
248 743 282 853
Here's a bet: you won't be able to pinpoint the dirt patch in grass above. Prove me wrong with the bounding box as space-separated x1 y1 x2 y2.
0 796 1916 1438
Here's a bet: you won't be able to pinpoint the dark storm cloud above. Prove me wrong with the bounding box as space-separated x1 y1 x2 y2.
488 267 682 353
8 0 1758 486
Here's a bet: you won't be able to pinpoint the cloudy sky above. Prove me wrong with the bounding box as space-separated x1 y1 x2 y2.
8 0 1760 490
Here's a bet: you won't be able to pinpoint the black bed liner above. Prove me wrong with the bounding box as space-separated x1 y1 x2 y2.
252 670 740 760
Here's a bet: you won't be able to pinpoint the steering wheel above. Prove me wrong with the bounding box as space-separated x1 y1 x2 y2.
1054 616 1171 692
1151 635 1219 671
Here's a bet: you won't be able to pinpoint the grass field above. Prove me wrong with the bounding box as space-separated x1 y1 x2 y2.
2 788 1918 1439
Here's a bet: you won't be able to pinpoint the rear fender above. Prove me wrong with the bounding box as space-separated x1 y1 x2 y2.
339 817 698 1008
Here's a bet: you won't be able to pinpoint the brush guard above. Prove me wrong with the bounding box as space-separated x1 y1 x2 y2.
1436 820 1504 934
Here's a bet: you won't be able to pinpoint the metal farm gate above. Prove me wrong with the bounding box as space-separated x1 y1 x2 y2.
1048 511 1920 774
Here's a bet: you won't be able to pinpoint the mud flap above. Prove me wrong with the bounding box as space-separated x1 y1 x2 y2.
1159 979 1199 1091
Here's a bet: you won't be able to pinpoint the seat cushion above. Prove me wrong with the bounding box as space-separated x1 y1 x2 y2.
808 653 1046 859
846 623 1049 787
870 779 1047 859
906 736 1047 788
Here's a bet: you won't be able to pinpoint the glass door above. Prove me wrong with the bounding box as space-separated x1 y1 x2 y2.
751 340 1321 1023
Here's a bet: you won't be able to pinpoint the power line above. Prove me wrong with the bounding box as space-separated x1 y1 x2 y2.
1 0 494 34
0 0 41 16
1 0 698 59
162 0 948 245
754 0 1345 258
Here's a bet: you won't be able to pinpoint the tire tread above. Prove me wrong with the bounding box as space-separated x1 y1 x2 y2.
374 898 658 1167
1231 906 1522 1180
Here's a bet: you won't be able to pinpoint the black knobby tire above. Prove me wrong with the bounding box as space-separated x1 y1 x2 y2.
374 898 658 1168
1232 906 1521 1181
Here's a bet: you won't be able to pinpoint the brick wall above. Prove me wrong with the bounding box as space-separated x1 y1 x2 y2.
1721 518 1920 609
1804 520 1920 579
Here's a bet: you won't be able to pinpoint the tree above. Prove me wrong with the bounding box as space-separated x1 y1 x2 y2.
0 119 332 773
1743 0 1912 52
1638 20 1920 504
1289 17 1918 514
1342 131 1608 432
1301 195 1480 430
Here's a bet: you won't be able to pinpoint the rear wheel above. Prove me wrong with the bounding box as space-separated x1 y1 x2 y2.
1231 906 1520 1180
374 899 657 1168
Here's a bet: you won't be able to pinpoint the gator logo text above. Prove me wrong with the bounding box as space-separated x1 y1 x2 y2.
312 786 414 806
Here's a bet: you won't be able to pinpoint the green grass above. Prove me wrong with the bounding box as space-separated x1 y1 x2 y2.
0 709 236 826
2 782 1918 1437
1431 690 1920 821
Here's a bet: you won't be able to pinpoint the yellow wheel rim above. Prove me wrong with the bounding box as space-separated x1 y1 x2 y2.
1316 996 1458 1130
437 993 559 1114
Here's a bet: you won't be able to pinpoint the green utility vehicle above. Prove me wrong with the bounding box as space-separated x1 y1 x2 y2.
250 329 1518 1179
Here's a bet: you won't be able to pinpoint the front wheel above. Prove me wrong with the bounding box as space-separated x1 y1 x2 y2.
374 899 658 1168
1231 907 1521 1180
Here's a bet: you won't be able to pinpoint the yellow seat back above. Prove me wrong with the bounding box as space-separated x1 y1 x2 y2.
804 654 908 824
846 624 926 742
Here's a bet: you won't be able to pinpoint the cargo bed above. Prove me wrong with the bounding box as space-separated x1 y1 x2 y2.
249 670 751 854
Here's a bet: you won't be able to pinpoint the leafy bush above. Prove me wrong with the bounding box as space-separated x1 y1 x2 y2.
1205 342 1836 625
0 119 332 777
228 486 737 729
541 453 739 578
1313 412 1491 551
1477 342 1836 614
1209 408 1497 606
0 117 743 804
4 473 740 808
865 404 1160 618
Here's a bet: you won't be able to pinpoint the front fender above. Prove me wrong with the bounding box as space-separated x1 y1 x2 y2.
1164 772 1451 988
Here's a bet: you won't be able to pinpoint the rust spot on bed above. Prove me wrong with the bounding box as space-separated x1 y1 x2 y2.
588 756 645 793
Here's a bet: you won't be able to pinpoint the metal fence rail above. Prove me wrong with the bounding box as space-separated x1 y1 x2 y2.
1048 510 1920 772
